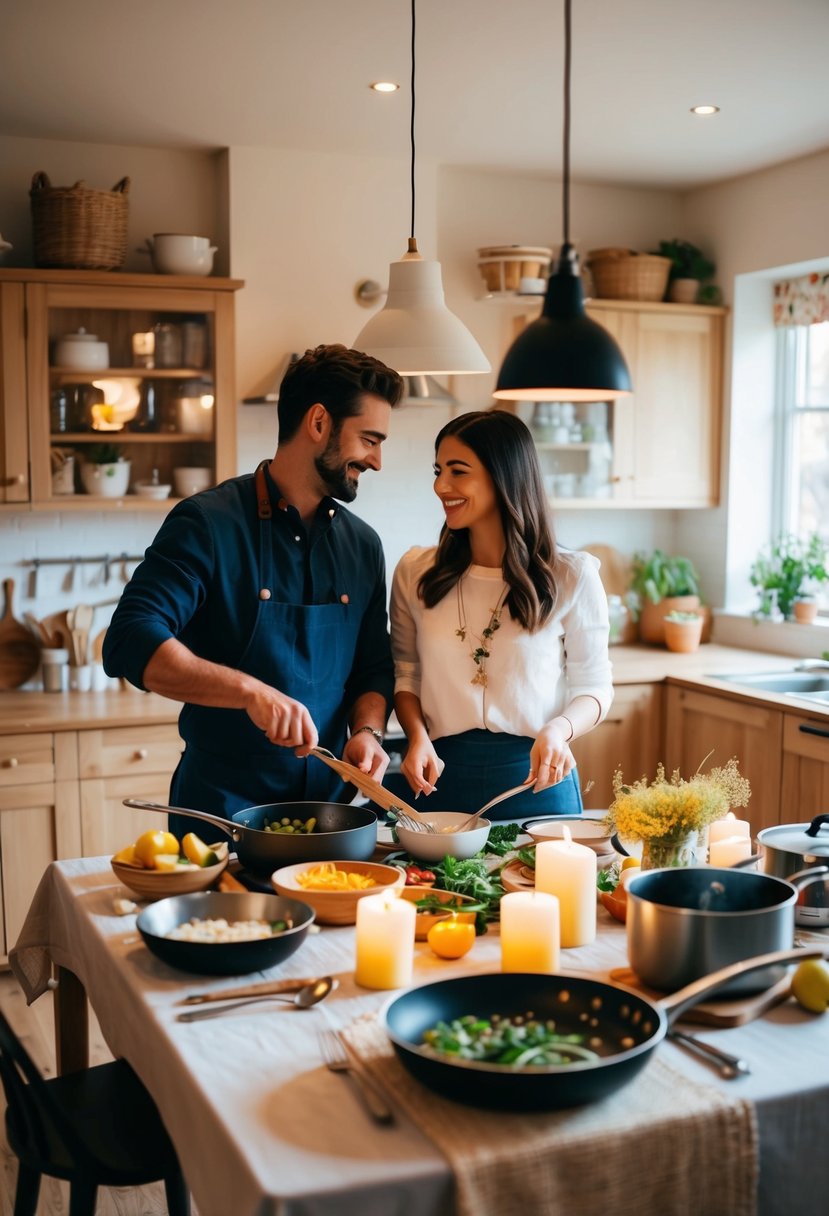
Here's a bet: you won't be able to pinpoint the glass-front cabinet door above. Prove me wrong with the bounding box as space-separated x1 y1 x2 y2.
0 270 242 509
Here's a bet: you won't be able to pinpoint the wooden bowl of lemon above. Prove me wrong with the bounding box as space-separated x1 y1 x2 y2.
111 829 229 900
271 859 404 925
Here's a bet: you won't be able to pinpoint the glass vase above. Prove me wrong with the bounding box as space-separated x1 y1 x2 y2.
640 831 699 870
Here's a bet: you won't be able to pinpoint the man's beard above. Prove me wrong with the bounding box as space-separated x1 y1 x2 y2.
315 435 362 503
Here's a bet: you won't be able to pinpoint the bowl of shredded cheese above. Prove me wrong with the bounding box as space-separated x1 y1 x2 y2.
271 859 405 925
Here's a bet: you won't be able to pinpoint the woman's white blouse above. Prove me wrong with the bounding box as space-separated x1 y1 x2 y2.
390 546 613 741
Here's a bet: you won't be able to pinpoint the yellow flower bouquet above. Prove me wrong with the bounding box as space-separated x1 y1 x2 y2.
606 757 751 869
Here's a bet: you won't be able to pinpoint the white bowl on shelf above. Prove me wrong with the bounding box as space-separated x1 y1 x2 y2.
173 466 212 497
134 481 172 500
149 234 217 277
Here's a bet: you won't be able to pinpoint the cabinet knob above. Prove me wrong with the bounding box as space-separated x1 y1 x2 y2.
0 474 25 487
134 748 148 761
2 757 19 768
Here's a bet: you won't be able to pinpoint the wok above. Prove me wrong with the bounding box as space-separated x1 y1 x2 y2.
124 798 377 876
136 891 315 975
382 947 828 1112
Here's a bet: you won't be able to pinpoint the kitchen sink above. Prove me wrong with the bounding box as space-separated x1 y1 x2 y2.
710 670 829 696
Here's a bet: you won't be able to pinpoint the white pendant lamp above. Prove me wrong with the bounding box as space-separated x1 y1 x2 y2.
493 0 632 403
353 0 489 377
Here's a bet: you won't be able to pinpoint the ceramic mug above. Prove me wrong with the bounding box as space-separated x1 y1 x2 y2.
173 466 212 497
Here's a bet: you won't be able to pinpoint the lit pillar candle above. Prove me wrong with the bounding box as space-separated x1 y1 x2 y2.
708 812 751 845
500 891 560 973
709 835 753 867
354 893 416 990
534 826 597 947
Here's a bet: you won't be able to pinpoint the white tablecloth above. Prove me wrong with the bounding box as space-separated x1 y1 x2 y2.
10 858 829 1216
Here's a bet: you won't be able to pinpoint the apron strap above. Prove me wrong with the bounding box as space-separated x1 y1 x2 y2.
255 460 272 519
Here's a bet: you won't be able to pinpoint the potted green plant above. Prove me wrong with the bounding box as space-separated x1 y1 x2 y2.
653 239 717 304
80 443 131 498
662 610 704 654
749 532 828 620
630 549 703 644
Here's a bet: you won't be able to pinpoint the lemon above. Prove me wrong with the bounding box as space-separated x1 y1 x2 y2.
791 958 829 1013
427 917 476 959
621 856 641 871
153 853 182 873
113 843 137 866
133 829 180 868
182 832 219 867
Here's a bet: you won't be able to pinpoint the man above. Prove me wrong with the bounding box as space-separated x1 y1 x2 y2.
104 344 403 824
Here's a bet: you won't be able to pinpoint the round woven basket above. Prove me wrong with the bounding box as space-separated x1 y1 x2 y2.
586 251 671 302
30 172 130 270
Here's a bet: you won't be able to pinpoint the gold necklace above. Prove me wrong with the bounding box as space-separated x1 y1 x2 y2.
455 578 508 688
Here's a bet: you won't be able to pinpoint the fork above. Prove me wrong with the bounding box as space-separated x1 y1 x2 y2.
318 1028 395 1125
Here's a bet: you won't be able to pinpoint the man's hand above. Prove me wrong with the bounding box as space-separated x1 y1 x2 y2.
244 687 319 753
342 731 390 780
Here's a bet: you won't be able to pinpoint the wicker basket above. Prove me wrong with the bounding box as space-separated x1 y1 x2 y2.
586 249 671 302
30 172 130 270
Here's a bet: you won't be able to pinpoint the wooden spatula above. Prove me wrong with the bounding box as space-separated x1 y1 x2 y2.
308 745 427 821
0 579 42 689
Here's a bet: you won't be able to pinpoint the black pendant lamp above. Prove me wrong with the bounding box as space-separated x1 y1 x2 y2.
494 0 632 402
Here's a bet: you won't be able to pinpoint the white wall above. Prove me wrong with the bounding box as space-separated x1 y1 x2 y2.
675 148 829 610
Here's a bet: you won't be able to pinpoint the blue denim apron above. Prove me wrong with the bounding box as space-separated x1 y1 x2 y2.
384 729 583 821
169 462 358 831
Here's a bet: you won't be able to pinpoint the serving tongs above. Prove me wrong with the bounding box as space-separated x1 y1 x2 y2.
308 746 431 833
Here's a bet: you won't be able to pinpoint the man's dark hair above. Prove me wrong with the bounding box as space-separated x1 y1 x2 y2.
276 344 404 442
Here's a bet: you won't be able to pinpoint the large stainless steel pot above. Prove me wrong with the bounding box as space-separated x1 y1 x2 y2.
756 814 829 876
626 866 814 995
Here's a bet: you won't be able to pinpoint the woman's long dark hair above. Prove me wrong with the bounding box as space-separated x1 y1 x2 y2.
418 410 559 631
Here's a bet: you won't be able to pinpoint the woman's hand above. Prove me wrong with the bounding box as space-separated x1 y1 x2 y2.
528 722 575 792
400 738 445 798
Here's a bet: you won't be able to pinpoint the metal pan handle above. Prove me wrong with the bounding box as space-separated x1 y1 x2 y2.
122 797 241 841
661 946 829 1023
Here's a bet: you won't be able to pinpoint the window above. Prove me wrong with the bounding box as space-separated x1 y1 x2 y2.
774 321 829 540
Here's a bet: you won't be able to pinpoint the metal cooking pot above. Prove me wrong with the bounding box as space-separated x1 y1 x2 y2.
382 947 828 1112
625 866 817 995
756 814 829 876
124 797 377 876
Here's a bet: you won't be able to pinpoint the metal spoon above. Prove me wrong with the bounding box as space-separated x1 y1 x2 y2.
177 976 335 1022
668 1028 750 1079
446 782 531 833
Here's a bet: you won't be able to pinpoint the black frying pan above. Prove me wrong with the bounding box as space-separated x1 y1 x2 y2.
123 798 377 876
381 947 828 1111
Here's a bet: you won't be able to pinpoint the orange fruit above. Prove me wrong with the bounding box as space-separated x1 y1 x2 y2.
427 916 476 959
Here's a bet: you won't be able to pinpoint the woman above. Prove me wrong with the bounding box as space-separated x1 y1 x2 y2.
389 410 612 819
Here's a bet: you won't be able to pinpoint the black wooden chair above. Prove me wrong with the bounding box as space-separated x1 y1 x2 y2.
0 1008 190 1216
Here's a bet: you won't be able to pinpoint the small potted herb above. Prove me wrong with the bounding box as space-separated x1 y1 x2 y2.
662 610 704 654
653 239 718 304
630 549 703 644
749 532 828 620
79 443 131 498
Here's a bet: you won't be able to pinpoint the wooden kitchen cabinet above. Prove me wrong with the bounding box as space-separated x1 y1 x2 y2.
664 686 783 834
502 297 725 508
0 732 81 964
571 683 663 809
0 268 242 510
78 723 182 856
780 712 829 824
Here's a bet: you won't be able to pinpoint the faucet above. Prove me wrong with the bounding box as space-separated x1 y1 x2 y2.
794 659 829 671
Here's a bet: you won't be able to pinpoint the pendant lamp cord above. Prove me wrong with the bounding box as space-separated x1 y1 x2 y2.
410 0 417 242
562 0 571 247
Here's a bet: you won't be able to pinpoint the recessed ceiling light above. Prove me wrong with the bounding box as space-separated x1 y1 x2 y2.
690 104 720 116
370 81 399 93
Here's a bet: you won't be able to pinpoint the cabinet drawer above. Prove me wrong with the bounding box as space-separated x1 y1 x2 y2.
0 733 55 787
77 725 182 780
783 712 829 759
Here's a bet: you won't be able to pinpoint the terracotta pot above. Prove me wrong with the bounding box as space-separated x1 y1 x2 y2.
638 595 701 644
663 615 704 654
793 598 819 624
668 278 699 304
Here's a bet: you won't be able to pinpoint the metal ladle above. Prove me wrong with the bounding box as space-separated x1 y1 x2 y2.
177 976 335 1022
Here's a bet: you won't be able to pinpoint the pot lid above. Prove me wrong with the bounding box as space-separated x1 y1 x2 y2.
757 815 829 856
60 327 100 342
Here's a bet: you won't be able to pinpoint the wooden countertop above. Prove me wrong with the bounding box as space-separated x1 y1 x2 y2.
0 643 827 734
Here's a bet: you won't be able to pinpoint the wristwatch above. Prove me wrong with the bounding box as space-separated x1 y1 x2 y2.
352 725 384 744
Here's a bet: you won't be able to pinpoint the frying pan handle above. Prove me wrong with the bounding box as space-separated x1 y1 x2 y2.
661 946 829 1023
122 798 241 841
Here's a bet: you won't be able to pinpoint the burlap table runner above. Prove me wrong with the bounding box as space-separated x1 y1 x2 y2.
343 1015 758 1216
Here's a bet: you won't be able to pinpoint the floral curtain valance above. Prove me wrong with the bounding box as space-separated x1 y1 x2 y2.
773 271 829 327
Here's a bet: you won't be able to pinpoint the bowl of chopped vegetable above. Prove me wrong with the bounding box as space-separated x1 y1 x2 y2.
398 886 482 939
271 859 405 925
136 890 315 975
